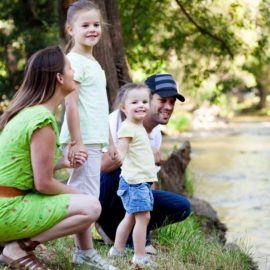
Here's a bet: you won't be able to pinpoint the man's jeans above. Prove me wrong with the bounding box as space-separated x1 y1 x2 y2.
98 168 192 246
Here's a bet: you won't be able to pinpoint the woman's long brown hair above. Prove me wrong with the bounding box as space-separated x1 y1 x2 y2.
0 46 65 130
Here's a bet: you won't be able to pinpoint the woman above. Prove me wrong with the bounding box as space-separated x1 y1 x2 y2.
0 46 101 270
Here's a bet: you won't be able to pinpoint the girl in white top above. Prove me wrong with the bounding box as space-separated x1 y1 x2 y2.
59 1 117 269
60 0 116 196
108 83 158 268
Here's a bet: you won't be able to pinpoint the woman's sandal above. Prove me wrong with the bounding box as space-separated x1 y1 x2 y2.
0 252 51 269
17 239 40 252
0 239 52 270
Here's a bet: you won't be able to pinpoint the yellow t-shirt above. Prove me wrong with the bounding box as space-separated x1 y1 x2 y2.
118 120 158 184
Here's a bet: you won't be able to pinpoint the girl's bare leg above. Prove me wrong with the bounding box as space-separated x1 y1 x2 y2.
133 211 150 256
114 213 135 252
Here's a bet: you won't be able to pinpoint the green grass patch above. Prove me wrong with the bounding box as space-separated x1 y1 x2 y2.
0 215 255 270
154 215 255 270
183 172 194 197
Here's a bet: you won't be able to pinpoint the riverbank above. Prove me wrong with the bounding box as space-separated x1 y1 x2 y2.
0 213 256 270
162 116 270 270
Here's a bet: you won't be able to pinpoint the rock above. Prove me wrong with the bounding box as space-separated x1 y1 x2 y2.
191 197 227 244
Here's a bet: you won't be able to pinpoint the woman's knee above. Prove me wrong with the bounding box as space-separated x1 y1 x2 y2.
68 194 101 220
86 196 102 220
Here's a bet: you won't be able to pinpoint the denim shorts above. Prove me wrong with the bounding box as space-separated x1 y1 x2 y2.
117 177 154 214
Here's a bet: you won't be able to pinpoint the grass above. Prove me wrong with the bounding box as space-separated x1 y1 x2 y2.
0 215 256 270
183 172 194 198
155 216 255 269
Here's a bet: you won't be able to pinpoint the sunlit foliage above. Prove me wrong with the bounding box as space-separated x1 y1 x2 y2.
0 0 59 103
119 0 270 108
1 0 270 112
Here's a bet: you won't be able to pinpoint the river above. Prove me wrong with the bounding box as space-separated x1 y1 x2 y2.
163 116 270 270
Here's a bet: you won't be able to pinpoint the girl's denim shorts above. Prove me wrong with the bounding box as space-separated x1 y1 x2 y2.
117 176 154 214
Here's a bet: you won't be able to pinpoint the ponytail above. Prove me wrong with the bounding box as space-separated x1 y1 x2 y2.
65 36 75 54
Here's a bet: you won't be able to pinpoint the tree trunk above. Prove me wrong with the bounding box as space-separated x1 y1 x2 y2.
58 0 73 48
58 0 132 110
157 141 191 195
257 86 267 109
94 0 132 109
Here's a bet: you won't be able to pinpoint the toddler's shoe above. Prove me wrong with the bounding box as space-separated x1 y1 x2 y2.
131 255 158 269
108 246 126 258
145 245 157 255
73 247 118 270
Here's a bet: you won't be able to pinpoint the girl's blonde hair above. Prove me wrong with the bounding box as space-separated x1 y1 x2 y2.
65 0 102 53
0 46 65 130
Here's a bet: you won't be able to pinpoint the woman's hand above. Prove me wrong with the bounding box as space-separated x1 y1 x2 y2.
56 141 88 169
68 142 88 167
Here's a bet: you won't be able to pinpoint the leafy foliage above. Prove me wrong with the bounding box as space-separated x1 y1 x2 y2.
0 0 59 100
1 0 270 111
119 0 270 107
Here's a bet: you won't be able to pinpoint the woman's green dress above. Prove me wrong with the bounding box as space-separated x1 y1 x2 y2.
0 106 70 242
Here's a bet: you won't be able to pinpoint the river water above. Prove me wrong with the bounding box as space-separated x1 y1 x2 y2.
163 117 270 270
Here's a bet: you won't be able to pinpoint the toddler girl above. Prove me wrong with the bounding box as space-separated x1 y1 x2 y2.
108 83 158 268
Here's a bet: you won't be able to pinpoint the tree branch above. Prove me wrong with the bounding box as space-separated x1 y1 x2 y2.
175 0 234 58
22 0 45 26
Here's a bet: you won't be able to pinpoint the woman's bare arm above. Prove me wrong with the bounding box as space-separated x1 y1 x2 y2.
30 125 81 195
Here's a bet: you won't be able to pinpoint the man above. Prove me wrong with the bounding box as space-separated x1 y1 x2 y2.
97 74 192 254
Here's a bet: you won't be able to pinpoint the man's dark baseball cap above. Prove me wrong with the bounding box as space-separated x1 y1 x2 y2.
145 74 185 102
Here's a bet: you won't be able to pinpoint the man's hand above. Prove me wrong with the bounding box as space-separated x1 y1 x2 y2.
152 147 162 166
101 151 122 173
108 142 118 161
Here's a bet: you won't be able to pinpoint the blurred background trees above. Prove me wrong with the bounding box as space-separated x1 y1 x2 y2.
1 0 270 116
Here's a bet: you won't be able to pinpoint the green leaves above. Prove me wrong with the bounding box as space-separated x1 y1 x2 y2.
0 0 59 100
119 0 268 106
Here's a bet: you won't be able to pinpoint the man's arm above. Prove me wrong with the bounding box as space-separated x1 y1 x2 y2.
101 151 122 173
152 147 162 166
